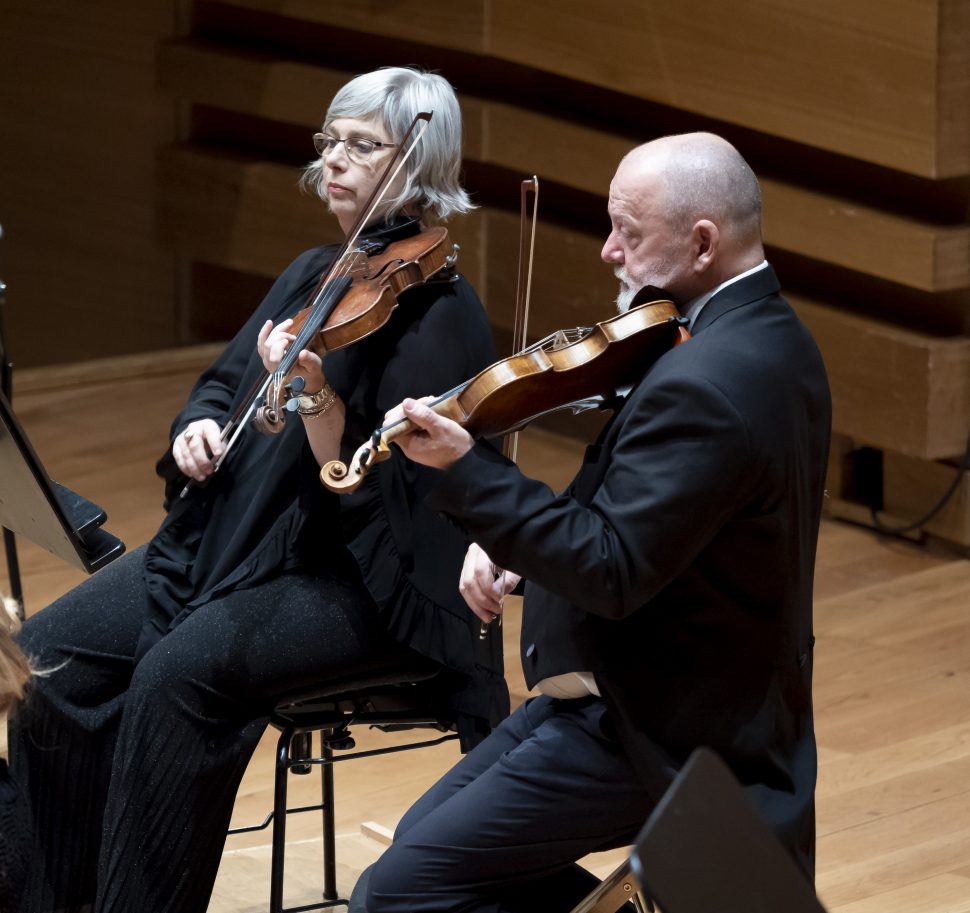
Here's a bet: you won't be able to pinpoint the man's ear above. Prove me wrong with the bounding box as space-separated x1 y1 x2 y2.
692 220 719 272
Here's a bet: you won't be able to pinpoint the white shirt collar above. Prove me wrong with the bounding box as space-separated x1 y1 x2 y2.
682 260 769 330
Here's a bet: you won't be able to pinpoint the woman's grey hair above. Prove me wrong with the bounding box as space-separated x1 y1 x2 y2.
301 67 475 222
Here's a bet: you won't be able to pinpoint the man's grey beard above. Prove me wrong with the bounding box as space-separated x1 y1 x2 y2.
614 267 638 314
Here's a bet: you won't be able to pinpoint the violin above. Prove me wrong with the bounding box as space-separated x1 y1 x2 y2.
251 225 456 433
320 296 691 494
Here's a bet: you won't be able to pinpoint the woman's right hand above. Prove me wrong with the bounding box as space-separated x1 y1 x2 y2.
172 419 224 481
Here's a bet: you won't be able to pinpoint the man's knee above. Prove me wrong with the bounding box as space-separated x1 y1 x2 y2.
365 843 435 913
365 848 404 913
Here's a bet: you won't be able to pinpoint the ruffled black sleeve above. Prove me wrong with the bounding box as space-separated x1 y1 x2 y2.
326 271 510 746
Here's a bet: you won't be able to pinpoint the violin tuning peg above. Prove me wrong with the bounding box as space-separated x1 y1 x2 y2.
286 375 306 395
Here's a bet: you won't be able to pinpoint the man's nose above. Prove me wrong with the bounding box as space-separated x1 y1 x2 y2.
601 234 623 264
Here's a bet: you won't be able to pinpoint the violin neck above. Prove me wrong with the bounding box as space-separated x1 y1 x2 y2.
283 274 352 367
375 381 470 447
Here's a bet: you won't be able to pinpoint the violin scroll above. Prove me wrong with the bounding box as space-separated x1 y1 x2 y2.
253 405 286 435
321 440 390 493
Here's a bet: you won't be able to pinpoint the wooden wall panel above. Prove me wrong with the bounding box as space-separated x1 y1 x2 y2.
203 0 970 177
759 183 970 295
210 0 487 52
884 450 970 546
0 0 179 368
156 147 332 278
156 39 970 295
793 297 970 461
937 0 970 177
156 39 348 128
488 0 968 178
825 432 970 550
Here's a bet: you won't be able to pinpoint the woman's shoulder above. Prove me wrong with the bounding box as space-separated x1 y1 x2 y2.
282 243 341 282
410 271 487 323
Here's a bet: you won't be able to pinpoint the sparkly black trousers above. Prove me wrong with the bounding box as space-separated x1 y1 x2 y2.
8 545 413 913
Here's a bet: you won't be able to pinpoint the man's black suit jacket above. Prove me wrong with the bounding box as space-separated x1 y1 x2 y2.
428 265 831 877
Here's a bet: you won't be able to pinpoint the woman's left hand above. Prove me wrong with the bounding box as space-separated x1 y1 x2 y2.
257 319 326 393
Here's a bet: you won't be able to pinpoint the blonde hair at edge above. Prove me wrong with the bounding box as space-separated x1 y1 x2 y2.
0 594 31 717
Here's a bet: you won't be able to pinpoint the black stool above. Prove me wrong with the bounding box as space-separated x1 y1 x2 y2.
229 659 459 913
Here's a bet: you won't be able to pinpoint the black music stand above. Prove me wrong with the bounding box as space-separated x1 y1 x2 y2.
570 748 828 913
0 227 23 608
0 390 125 608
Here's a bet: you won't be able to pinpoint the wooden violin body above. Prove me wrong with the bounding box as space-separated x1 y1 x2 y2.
321 297 689 493
289 226 452 356
254 226 456 433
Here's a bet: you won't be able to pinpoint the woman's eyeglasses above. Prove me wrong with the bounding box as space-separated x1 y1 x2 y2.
312 132 397 164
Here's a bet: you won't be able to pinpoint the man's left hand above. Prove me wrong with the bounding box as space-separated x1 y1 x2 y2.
387 397 474 470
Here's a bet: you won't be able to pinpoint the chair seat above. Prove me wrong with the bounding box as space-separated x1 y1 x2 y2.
270 655 454 732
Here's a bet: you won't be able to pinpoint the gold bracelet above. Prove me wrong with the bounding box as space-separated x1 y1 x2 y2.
295 383 338 418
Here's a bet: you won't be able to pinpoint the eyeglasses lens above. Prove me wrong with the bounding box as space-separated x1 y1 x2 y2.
312 134 379 164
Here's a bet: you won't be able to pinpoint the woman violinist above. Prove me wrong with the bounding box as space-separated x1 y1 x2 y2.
9 67 507 913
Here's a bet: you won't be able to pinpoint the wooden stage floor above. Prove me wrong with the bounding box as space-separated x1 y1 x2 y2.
2 350 970 912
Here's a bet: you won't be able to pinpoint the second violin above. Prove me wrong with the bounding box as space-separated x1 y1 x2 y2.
321 296 690 494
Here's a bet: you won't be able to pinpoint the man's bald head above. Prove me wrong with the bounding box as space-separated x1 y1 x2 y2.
620 133 763 244
603 133 765 307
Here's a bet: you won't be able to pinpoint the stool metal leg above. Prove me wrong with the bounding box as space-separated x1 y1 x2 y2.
271 725 293 913
320 735 338 902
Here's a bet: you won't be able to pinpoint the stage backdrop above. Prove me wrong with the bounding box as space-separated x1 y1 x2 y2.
1 0 968 546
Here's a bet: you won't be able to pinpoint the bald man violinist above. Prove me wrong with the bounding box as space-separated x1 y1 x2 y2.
353 132 832 913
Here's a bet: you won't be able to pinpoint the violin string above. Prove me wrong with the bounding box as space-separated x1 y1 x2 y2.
365 329 588 441
273 121 430 380
262 118 432 399
272 248 368 394
215 115 432 449
286 251 362 355
283 114 429 343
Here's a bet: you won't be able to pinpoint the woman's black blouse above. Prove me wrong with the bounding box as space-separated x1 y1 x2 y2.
143 219 508 743
0 758 30 912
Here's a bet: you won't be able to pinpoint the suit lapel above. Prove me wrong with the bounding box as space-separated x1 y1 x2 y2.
573 265 782 497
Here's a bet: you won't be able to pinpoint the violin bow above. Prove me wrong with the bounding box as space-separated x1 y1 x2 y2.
482 176 538 639
503 176 539 462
